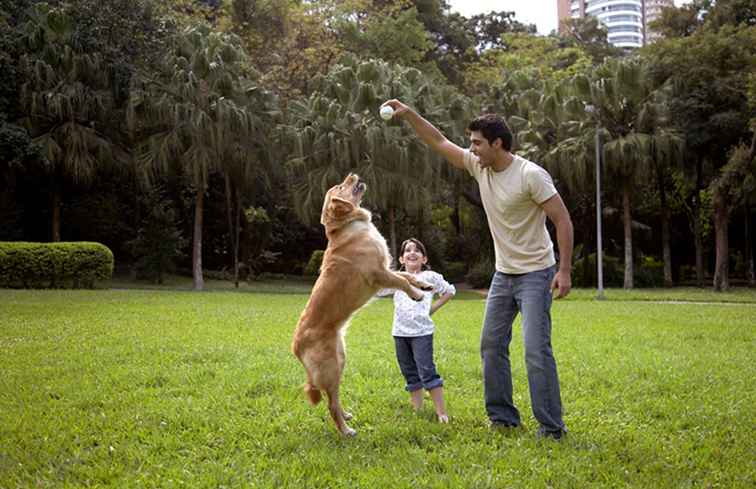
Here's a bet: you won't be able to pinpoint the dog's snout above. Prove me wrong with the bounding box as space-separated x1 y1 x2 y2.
353 181 366 195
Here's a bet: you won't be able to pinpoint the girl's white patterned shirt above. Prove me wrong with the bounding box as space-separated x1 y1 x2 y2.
377 270 456 337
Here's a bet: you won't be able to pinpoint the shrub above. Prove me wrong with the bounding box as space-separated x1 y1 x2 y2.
0 242 113 288
441 261 467 283
571 253 623 288
465 259 495 289
125 191 185 284
635 255 665 288
304 250 324 277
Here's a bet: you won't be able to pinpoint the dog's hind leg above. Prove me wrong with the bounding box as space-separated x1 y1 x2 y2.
336 333 353 421
319 352 355 436
326 383 355 436
303 369 322 405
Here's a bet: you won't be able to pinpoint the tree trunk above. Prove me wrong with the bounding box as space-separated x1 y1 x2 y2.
388 206 397 268
51 184 61 242
192 187 205 291
656 169 673 287
746 203 755 287
233 191 241 288
417 206 425 244
582 228 591 287
622 182 633 289
451 180 463 259
451 180 462 236
712 196 729 291
694 157 704 287
224 172 234 273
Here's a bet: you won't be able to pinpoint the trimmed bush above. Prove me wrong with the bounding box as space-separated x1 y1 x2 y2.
0 242 114 289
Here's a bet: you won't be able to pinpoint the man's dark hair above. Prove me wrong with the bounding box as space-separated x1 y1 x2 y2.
467 114 513 151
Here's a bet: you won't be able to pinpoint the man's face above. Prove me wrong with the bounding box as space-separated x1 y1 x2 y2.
469 130 499 169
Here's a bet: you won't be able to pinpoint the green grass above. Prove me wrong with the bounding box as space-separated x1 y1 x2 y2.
1 287 755 488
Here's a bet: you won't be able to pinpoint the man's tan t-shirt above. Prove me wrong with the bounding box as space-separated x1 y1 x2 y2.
463 150 557 274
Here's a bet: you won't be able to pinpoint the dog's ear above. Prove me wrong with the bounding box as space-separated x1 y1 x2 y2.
328 196 354 218
321 196 354 225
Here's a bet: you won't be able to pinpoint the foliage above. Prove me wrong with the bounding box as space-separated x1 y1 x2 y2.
0 241 113 288
441 260 466 283
466 9 536 49
303 249 324 277
241 206 278 277
337 4 433 68
558 16 623 64
285 56 463 224
126 189 186 284
465 33 593 92
644 25 755 163
464 257 494 289
649 0 706 38
19 3 117 183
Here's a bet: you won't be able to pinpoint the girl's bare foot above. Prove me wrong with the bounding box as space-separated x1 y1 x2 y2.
410 389 423 410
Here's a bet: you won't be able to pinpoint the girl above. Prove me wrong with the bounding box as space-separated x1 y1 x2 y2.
378 238 455 423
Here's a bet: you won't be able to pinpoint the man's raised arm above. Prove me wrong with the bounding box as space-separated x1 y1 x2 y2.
382 99 466 170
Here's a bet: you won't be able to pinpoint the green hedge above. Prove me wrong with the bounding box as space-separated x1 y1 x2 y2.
0 242 114 289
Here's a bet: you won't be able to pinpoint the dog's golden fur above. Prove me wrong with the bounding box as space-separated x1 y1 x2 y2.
291 174 431 436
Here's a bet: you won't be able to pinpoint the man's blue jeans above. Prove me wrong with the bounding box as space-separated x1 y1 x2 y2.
480 266 565 433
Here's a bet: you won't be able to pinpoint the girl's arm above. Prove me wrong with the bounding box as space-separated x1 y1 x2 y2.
430 291 454 316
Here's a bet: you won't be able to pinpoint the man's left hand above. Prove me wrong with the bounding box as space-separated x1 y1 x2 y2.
551 269 571 299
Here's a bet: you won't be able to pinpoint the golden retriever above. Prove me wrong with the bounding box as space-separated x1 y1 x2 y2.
291 174 431 436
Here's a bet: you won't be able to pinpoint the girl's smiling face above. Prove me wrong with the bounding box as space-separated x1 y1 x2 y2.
399 241 427 273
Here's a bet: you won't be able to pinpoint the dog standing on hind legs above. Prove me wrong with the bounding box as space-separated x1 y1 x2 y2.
291 174 432 436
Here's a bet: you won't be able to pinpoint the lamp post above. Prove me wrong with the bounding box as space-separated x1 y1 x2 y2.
586 104 605 300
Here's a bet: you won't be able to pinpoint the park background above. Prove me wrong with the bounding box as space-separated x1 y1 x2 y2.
0 0 754 291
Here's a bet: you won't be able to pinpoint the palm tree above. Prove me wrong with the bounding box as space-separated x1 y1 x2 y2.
285 57 446 262
636 88 685 287
221 79 279 287
128 26 256 290
506 71 601 284
709 134 756 291
572 58 663 289
19 4 115 242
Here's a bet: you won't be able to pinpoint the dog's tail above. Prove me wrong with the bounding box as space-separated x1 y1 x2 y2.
304 382 322 405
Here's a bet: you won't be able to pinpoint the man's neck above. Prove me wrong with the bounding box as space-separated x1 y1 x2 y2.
490 151 514 172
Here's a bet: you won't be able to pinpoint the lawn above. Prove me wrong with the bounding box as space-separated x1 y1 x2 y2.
1 285 755 488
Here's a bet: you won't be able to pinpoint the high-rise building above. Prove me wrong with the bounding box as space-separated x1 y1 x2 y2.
644 0 674 42
557 0 674 48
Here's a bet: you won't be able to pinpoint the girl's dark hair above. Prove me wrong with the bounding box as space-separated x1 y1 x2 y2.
399 238 431 271
467 113 513 151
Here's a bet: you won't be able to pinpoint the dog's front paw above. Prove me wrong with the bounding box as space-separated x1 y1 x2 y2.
341 426 357 437
342 411 353 421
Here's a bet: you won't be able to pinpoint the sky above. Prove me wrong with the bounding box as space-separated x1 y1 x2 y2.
446 1 689 36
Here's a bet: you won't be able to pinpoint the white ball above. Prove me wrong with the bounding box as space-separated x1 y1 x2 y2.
379 105 394 121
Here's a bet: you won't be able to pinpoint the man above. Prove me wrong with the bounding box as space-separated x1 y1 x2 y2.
382 100 573 440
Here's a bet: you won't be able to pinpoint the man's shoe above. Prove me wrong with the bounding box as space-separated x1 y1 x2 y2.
536 426 567 441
